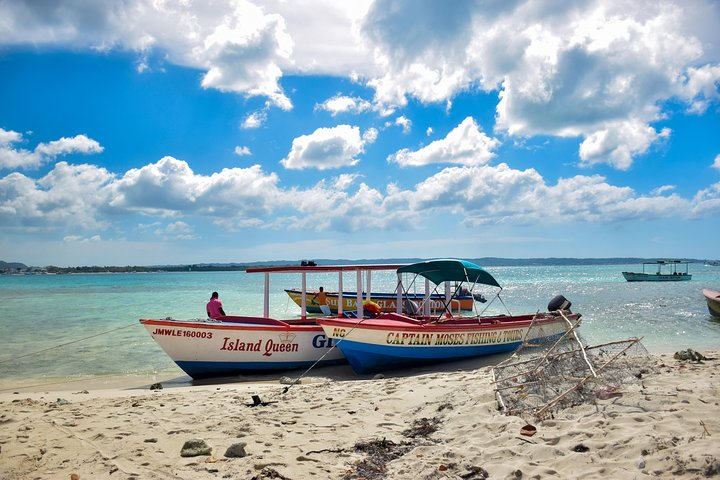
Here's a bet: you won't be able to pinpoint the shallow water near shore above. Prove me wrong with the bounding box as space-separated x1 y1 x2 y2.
1 263 719 390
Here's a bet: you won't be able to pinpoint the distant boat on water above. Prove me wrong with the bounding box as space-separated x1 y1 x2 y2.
703 289 720 317
622 260 692 282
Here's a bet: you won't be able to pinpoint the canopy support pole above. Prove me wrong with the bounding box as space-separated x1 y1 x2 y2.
338 272 344 317
445 281 451 317
356 270 364 318
263 272 270 318
424 278 431 316
396 272 403 314
366 270 371 301
301 272 307 320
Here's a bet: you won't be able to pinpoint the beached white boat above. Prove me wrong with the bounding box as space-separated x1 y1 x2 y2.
318 259 579 374
703 289 720 317
140 263 403 379
622 260 692 282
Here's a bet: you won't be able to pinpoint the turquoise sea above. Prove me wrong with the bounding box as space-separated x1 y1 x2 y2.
1 264 719 390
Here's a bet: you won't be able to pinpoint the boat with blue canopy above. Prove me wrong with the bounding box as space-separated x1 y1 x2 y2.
318 258 578 374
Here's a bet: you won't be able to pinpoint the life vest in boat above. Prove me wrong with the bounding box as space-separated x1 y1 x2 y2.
362 300 382 318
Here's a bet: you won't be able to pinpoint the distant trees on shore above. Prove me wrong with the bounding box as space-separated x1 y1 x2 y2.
43 264 251 274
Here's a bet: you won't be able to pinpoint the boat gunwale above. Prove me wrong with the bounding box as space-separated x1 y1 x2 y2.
702 288 720 299
139 317 328 331
317 313 573 333
246 264 407 273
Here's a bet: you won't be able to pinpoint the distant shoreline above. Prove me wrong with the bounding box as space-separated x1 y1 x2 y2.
3 257 717 274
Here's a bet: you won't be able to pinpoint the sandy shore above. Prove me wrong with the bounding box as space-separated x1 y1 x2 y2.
1 351 718 480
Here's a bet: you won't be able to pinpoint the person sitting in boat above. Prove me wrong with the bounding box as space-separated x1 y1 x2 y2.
311 287 331 315
362 299 382 318
206 291 226 319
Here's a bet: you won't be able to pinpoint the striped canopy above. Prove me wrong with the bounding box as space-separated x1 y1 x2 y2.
397 259 501 288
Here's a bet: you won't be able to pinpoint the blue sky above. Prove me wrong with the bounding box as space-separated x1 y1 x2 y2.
1 0 719 267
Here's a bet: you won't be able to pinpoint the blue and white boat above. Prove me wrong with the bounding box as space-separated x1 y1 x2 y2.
318 259 578 374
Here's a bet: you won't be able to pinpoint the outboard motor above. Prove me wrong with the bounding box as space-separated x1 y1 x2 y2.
548 294 572 312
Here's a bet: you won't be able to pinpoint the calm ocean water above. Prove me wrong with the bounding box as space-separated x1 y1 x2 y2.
1 264 719 389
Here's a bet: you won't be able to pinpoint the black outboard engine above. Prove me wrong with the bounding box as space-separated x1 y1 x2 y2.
548 294 572 312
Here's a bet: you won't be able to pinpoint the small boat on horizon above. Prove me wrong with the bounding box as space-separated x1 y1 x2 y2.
622 260 692 282
317 259 579 374
703 289 720 317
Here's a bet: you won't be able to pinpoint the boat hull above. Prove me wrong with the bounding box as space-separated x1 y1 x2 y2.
285 289 476 314
622 272 692 282
140 317 345 379
318 313 571 374
703 289 720 317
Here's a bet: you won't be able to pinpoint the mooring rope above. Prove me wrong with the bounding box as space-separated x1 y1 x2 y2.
0 321 138 365
270 314 372 398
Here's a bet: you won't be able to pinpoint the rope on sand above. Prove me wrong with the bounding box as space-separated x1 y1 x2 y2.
254 314 371 404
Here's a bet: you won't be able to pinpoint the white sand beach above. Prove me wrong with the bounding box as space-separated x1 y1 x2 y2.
1 350 718 480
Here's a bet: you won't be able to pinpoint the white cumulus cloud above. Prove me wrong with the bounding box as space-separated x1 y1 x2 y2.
0 162 115 230
0 129 103 170
360 0 720 170
315 95 373 116
109 156 282 222
388 117 500 167
162 221 196 240
280 125 375 170
0 0 295 109
578 122 671 170
234 146 252 156
394 116 411 133
241 110 267 129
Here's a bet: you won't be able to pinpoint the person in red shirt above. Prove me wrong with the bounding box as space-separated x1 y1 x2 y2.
206 291 226 319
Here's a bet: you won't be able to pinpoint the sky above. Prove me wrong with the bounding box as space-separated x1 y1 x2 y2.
0 0 719 267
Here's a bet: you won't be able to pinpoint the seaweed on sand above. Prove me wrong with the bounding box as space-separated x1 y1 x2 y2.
342 438 414 480
402 417 440 438
342 417 442 479
251 466 292 480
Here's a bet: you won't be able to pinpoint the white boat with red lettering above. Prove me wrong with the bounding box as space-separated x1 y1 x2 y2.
317 259 580 374
139 263 403 379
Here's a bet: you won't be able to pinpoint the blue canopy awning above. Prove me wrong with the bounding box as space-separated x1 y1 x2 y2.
397 259 501 288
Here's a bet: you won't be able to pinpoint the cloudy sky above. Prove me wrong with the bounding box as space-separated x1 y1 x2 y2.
1 0 719 267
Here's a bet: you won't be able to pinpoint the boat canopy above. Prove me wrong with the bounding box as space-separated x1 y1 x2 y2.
397 259 501 288
641 260 690 265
